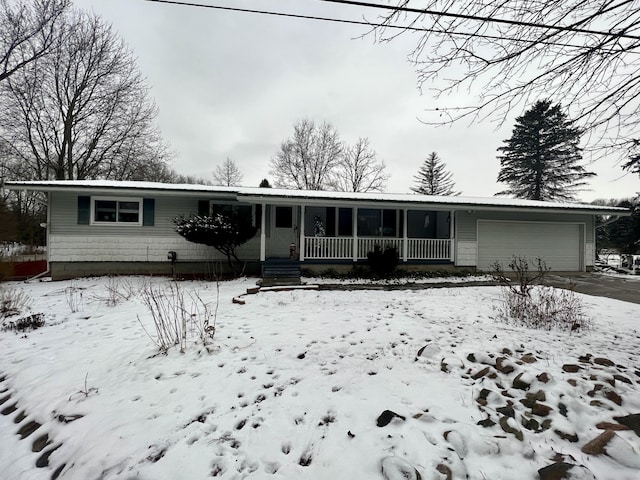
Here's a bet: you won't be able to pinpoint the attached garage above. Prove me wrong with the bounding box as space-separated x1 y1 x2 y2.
477 221 582 272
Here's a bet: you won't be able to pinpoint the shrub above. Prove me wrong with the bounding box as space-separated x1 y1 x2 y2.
138 281 217 353
492 256 589 331
367 245 399 278
1 313 45 332
0 286 32 318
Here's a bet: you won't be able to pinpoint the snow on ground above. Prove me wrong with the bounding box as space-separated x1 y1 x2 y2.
1 277 640 480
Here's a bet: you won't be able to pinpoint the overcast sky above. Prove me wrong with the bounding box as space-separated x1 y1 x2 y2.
72 0 638 202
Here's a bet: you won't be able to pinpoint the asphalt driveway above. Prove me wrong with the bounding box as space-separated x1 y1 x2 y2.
546 273 640 305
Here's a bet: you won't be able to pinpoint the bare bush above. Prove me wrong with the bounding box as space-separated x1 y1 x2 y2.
93 276 137 307
0 285 32 317
138 281 217 353
492 256 589 331
64 283 83 313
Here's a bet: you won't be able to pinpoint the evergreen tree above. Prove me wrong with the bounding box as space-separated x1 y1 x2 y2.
411 152 459 196
497 100 594 201
259 178 271 188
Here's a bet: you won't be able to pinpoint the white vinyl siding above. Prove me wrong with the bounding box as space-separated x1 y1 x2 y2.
477 221 583 272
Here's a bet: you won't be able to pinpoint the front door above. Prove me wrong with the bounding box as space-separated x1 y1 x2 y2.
268 206 298 258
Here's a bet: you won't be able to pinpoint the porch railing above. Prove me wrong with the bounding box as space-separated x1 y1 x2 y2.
303 237 451 261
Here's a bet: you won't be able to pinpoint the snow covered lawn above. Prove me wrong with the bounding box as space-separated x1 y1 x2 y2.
1 277 639 479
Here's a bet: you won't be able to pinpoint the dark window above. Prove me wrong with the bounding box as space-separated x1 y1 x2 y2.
275 206 293 228
94 200 117 222
325 207 336 236
211 203 254 225
357 208 381 236
382 209 397 237
338 208 352 236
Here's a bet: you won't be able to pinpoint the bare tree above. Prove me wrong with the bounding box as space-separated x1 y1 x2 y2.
411 152 459 196
270 119 343 190
329 137 389 192
0 8 168 181
212 157 243 186
0 0 69 83
373 1 640 156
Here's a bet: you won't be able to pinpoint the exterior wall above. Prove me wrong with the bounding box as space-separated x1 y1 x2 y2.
455 210 595 269
48 192 261 264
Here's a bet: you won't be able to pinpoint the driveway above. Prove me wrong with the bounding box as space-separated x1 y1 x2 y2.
546 273 640 305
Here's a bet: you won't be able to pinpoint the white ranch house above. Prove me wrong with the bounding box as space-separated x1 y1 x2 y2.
4 180 629 280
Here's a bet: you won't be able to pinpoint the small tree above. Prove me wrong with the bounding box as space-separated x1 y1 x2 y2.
175 212 257 275
259 178 271 188
497 100 594 201
212 158 243 186
411 152 459 195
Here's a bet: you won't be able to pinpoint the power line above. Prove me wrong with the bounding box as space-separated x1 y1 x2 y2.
317 0 640 41
142 0 638 52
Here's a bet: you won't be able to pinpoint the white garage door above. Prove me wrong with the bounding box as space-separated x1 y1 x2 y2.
477 221 581 272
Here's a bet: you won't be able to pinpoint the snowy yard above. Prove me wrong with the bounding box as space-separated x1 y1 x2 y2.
1 277 639 480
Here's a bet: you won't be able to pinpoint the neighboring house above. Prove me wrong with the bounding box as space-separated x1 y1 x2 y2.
3 180 630 280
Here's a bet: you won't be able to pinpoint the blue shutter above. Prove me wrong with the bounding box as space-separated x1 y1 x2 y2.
77 196 90 225
143 198 155 226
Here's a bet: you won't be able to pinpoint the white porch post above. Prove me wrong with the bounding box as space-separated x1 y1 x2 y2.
299 205 305 261
449 210 455 263
352 206 358 262
402 208 408 263
260 203 266 262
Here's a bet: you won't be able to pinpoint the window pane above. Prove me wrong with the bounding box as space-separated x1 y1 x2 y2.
95 200 117 222
357 208 381 236
338 208 352 236
118 201 140 223
275 206 293 228
382 209 397 237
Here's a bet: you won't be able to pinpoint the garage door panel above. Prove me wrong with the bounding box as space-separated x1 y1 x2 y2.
477 222 580 271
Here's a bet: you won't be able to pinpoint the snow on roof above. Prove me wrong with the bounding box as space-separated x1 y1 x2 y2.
3 179 630 214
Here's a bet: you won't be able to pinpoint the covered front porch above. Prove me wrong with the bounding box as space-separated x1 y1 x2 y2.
258 203 455 263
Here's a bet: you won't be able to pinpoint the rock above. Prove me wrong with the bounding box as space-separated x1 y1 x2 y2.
476 388 493 406
606 433 640 468
466 353 476 363
521 353 538 363
531 403 553 417
380 457 422 480
537 372 550 383
567 379 577 387
613 374 632 384
521 417 540 432
578 354 592 363
605 390 623 406
595 422 630 431
513 372 531 390
417 344 440 358
502 348 513 355
436 463 452 480
440 357 464 372
562 364 581 373
613 413 640 437
594 357 615 367
554 429 579 442
477 417 496 428
558 403 568 417
537 462 595 480
376 410 406 427
499 416 523 441
443 430 466 457
232 297 245 305
472 366 491 380
581 430 615 455
497 403 515 418
495 357 515 374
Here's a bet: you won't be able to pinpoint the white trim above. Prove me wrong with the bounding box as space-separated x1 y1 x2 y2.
90 196 142 226
260 203 266 262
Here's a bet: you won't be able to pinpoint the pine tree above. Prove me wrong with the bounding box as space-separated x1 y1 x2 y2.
411 152 459 196
497 100 595 201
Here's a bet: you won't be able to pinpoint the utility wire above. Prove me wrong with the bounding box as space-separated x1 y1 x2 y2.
142 0 639 52
317 0 640 41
